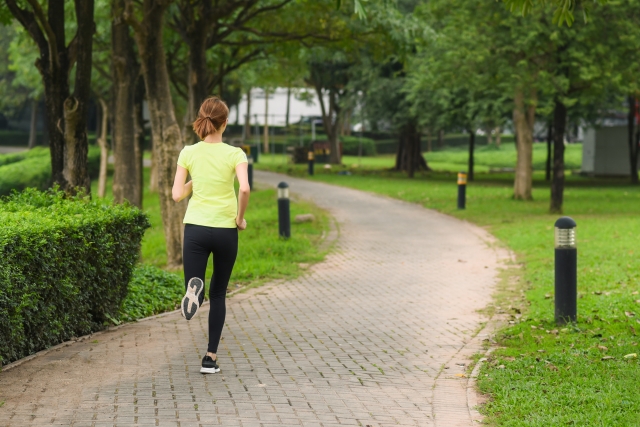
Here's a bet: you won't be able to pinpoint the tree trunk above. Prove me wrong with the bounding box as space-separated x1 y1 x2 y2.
62 0 95 195
183 25 209 145
28 98 38 149
126 0 187 269
263 88 269 153
97 98 109 198
112 0 142 207
395 121 429 177
243 88 251 142
628 96 639 184
438 129 444 148
550 98 567 213
319 87 342 165
513 87 536 200
285 86 291 127
486 127 493 146
546 119 553 181
134 75 146 206
468 129 475 181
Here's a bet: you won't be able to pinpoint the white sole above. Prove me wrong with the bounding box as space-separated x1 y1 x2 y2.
200 367 220 374
181 278 204 320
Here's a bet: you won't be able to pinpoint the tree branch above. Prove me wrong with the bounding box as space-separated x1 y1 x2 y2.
24 0 60 68
4 0 49 61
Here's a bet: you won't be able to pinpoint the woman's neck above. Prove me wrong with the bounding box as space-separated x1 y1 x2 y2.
203 133 223 144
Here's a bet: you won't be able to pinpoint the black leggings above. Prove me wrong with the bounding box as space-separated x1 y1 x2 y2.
183 224 238 353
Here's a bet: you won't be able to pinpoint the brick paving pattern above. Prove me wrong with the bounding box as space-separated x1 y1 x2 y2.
0 171 508 427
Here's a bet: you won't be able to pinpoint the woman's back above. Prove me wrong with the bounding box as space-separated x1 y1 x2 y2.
177 142 247 228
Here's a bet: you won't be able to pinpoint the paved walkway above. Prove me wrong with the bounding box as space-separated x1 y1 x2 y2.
0 171 508 427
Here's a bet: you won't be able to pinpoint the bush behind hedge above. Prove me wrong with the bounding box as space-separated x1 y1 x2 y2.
0 189 150 365
120 265 183 322
286 135 377 156
0 146 101 196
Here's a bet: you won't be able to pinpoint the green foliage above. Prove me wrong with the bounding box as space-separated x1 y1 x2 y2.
0 146 101 196
287 134 377 156
503 0 610 26
0 188 150 365
119 265 183 322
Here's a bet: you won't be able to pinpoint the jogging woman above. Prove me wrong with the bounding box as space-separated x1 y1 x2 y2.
172 97 250 374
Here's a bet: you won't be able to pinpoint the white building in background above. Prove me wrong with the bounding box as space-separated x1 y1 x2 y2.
582 125 640 176
229 87 328 126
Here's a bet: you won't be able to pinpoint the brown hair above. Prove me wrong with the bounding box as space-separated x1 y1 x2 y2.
192 97 230 139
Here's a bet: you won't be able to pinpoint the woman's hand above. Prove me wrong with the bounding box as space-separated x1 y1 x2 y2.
236 217 247 231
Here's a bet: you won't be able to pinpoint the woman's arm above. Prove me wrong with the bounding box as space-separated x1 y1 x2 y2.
235 162 250 230
172 165 193 202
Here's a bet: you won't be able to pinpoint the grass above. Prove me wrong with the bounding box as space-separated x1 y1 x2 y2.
255 148 640 426
257 142 583 174
91 164 329 296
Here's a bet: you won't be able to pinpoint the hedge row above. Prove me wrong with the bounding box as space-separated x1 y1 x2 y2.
0 146 101 196
0 189 150 365
284 135 378 156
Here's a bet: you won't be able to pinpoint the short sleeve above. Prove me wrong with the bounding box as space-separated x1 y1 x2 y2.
177 148 189 170
234 148 248 167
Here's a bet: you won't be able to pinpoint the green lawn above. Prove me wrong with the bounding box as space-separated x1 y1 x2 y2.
257 142 583 174
255 151 640 426
91 165 329 294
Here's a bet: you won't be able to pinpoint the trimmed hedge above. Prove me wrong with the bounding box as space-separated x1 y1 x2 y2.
286 135 378 156
0 189 150 365
0 146 101 196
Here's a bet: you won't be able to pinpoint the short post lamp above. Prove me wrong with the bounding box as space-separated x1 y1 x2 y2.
554 216 577 324
457 172 467 210
308 150 315 176
277 182 291 239
247 157 254 191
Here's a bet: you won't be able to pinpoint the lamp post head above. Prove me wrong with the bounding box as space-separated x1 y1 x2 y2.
277 182 289 199
554 216 577 249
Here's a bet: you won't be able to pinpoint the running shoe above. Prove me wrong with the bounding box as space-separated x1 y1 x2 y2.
200 355 220 374
181 277 204 320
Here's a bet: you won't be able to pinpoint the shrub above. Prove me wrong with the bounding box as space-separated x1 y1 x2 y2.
0 146 101 196
286 135 377 156
0 188 150 365
120 265 183 322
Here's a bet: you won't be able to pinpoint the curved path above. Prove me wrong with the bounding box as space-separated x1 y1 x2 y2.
0 171 508 427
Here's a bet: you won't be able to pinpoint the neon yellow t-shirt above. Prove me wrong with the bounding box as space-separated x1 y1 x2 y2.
177 142 248 228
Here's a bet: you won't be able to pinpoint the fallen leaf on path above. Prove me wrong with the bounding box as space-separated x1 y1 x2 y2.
625 311 635 317
497 365 505 369
601 356 615 361
624 353 637 359
598 345 608 351
547 364 559 371
537 349 546 353
455 373 467 378
544 293 552 299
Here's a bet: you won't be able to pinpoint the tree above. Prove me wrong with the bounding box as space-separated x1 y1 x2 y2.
4 0 95 194
111 0 143 207
306 57 350 164
124 0 187 269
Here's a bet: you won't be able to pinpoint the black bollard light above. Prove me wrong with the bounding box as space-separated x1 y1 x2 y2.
308 151 315 176
277 182 291 239
457 172 467 210
247 157 254 191
554 216 577 325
